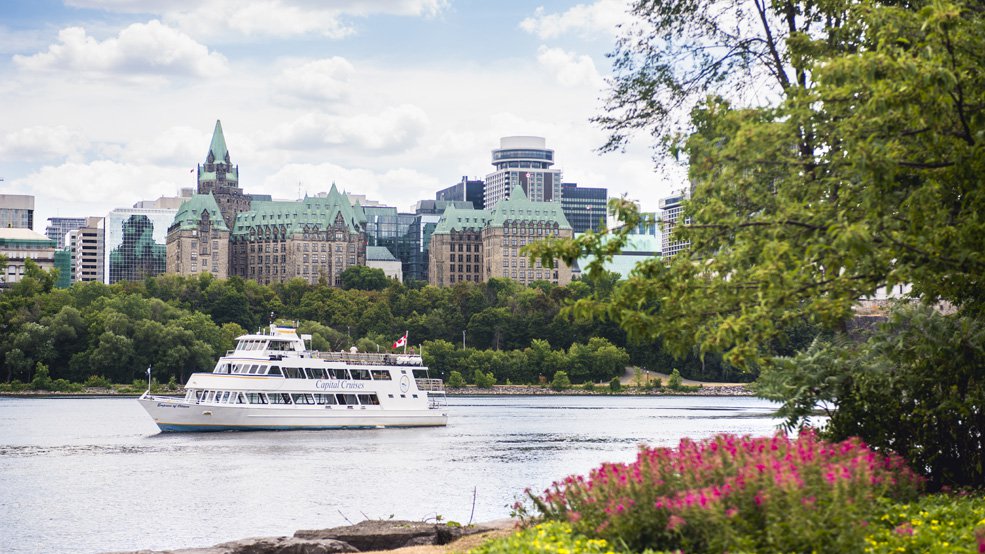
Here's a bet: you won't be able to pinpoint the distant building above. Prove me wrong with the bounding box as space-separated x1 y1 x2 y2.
0 194 35 230
414 200 474 215
561 183 607 233
484 136 562 209
436 177 485 210
72 217 104 283
0 228 55 288
105 208 175 284
229 185 367 286
45 217 87 249
366 246 403 282
166 194 230 278
132 188 194 210
197 120 251 230
429 186 574 287
659 191 690 257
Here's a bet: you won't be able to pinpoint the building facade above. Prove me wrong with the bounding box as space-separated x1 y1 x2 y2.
105 208 175 284
659 191 690 257
166 194 230 278
45 217 87 249
366 246 403 282
429 186 574 287
0 194 35 230
229 185 367 286
436 177 485 210
197 120 251 230
74 217 104 283
484 136 562 209
561 182 608 233
0 228 55 288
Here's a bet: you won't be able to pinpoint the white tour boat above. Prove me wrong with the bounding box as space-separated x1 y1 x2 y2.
138 325 447 431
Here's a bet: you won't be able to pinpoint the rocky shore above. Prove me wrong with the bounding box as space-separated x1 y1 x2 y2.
114 519 513 554
445 384 753 396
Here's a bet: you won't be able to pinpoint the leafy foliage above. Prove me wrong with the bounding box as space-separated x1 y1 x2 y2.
471 522 616 554
863 493 985 553
757 304 985 490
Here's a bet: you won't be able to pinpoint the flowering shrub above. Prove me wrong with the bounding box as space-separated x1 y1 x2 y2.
523 432 923 552
863 494 985 553
470 521 618 554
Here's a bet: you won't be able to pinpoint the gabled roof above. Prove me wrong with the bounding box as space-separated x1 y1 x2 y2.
431 206 491 235
366 246 398 261
232 183 365 236
487 185 571 228
171 194 229 232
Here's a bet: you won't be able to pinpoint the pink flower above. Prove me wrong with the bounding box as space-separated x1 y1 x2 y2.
666 515 686 531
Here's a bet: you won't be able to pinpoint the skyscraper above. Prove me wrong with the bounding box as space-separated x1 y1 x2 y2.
436 177 485 210
561 182 608 233
659 191 690 257
484 136 561 209
0 194 35 230
45 217 87 249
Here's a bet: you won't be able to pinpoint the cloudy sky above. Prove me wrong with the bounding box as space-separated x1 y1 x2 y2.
1 0 684 230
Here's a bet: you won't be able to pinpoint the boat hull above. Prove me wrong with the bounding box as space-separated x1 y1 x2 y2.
139 396 448 432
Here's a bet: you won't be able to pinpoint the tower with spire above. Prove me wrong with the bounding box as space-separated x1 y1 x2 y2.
197 120 250 229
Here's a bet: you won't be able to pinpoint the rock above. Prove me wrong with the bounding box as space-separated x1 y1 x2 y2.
294 520 493 551
110 536 357 554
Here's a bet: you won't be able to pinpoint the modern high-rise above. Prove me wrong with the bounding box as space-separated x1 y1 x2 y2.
436 177 485 210
484 136 562 209
659 191 690 257
197 120 251 230
561 182 608 233
73 217 104 283
46 217 87 249
0 194 35 230
105 208 175 283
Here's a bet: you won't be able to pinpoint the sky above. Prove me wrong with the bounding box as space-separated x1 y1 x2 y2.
0 0 685 231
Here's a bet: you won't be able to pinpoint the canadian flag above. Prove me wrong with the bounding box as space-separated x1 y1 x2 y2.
392 333 407 349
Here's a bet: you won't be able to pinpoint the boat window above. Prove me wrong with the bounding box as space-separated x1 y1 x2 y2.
258 341 269 351
247 393 267 404
357 393 380 405
306 368 327 379
236 340 247 351
205 391 216 403
267 366 282 376
370 370 392 380
220 391 231 403
266 393 292 404
338 394 359 405
236 393 246 404
350 369 371 380
314 393 337 405
329 368 350 380
291 393 315 405
283 367 303 379
195 391 204 402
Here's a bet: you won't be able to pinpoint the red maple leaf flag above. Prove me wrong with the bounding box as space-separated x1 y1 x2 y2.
392 333 407 349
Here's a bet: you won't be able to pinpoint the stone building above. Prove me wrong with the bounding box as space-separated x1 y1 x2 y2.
229 185 367 286
428 208 489 287
166 194 230 278
429 186 573 287
0 228 55 288
197 120 251 230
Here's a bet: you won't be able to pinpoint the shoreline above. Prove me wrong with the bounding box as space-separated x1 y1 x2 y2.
0 384 753 398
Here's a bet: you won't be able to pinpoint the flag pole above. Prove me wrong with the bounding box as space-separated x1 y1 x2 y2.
404 330 408 354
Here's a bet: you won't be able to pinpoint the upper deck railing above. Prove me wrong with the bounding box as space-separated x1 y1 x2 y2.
415 378 445 392
311 351 424 366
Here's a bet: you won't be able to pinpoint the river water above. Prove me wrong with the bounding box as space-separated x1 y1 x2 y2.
0 395 782 553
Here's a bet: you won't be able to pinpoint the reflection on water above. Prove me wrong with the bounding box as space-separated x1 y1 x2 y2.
0 395 780 554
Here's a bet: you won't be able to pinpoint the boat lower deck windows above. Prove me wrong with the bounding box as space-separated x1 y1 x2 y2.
328 368 350 380
283 367 303 379
267 366 282 376
291 393 315 405
267 393 292 404
338 394 359 405
357 394 380 405
247 393 268 404
370 370 392 380
306 368 327 379
350 369 371 380
314 393 337 405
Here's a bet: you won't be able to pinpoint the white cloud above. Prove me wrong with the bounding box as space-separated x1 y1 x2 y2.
12 160 186 205
536 45 604 88
13 20 228 78
273 57 355 105
64 0 449 39
520 0 631 40
263 162 442 206
268 105 430 153
0 126 90 162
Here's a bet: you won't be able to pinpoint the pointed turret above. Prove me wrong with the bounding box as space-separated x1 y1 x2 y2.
510 184 528 200
207 120 230 165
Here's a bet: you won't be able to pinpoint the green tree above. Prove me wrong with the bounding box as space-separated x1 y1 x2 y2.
550 370 572 391
340 266 390 291
447 370 466 388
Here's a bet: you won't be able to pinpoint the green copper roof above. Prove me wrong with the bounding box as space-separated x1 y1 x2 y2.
366 246 398 261
171 194 229 232
208 120 229 165
487 185 571 228
232 184 365 236
431 206 491 235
